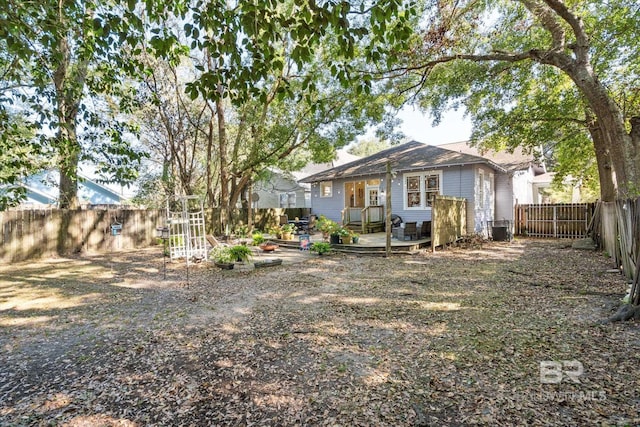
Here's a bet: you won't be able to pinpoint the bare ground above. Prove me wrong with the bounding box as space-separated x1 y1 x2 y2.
0 239 638 426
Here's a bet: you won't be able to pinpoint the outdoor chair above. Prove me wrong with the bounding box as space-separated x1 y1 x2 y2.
306 214 317 234
419 221 432 238
279 214 289 226
397 222 418 241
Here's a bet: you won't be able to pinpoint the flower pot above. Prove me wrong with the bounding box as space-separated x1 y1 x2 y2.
215 262 234 270
329 234 340 244
352 236 359 244
260 243 279 252
282 232 293 240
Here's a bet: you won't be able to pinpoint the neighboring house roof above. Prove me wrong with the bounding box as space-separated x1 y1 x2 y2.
438 141 544 174
291 148 361 181
21 171 125 206
532 172 554 185
299 140 509 183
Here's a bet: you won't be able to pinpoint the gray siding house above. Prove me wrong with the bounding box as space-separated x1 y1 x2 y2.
253 149 360 209
16 171 129 208
299 140 547 234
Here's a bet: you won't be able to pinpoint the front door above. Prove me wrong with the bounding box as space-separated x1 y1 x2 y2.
366 187 379 207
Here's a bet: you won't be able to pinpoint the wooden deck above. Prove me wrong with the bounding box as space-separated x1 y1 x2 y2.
271 232 431 254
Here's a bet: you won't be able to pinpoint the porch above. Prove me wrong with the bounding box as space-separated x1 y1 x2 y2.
341 206 385 234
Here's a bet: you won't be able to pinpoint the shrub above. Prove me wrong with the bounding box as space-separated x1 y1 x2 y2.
252 232 265 246
311 242 331 255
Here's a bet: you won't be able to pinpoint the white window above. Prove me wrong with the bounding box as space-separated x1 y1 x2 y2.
404 171 442 209
425 173 440 207
320 181 332 197
279 193 296 208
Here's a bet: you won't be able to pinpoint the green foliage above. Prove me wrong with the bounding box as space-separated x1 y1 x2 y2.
336 227 351 237
209 246 235 264
317 215 338 234
280 223 296 234
209 244 252 264
310 241 331 255
386 0 640 199
252 232 265 246
348 137 390 157
0 111 46 210
228 245 252 263
1 0 149 207
234 224 250 238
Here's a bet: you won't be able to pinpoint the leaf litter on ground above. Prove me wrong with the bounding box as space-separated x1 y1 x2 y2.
0 239 638 426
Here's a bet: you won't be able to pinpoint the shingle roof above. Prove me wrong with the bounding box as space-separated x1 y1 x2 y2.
438 141 538 172
299 140 508 183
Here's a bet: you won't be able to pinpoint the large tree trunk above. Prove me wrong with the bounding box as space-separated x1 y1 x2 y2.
588 121 616 202
216 94 230 234
525 0 640 198
572 72 636 197
53 26 79 209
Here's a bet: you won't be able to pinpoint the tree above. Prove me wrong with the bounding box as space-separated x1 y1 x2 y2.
0 111 45 209
384 0 640 200
348 137 391 157
1 0 147 209
133 0 417 231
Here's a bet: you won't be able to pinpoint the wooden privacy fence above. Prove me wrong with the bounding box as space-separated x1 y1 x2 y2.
431 195 467 250
0 209 166 263
514 203 596 238
0 207 309 263
592 199 640 286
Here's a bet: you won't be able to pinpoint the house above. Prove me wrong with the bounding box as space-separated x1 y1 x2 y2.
253 149 360 209
299 140 549 234
16 171 129 209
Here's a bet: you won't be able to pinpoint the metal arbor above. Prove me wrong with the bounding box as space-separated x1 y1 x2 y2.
166 195 207 264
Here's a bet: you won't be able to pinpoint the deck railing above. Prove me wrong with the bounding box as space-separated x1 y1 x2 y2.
341 205 384 233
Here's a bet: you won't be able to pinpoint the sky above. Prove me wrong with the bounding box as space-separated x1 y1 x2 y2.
396 106 473 146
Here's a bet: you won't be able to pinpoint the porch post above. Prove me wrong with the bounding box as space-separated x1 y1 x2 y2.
385 162 392 257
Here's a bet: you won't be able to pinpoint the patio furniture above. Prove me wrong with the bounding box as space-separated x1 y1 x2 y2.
419 221 432 238
392 227 400 239
397 222 418 241
288 218 309 234
306 214 317 234
279 214 289 226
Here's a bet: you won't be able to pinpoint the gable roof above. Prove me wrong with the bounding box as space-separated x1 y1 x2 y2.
438 141 542 173
21 171 126 207
299 140 507 183
291 148 361 181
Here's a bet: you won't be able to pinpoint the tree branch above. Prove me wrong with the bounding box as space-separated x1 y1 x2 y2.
521 0 565 51
542 0 590 62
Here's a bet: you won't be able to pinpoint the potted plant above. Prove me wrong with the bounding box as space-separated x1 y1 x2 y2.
280 223 296 240
266 225 281 239
209 246 236 269
229 244 252 263
311 241 331 255
337 227 351 244
259 240 279 252
351 232 360 244
317 215 337 241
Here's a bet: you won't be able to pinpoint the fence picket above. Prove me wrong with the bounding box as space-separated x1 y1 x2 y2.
515 203 595 238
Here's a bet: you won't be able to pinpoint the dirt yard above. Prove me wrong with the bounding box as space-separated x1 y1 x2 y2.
0 239 638 426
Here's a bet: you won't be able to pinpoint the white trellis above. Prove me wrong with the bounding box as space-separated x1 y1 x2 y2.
166 195 207 263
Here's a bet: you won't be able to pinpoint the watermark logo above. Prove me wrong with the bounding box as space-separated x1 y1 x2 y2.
539 360 583 384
